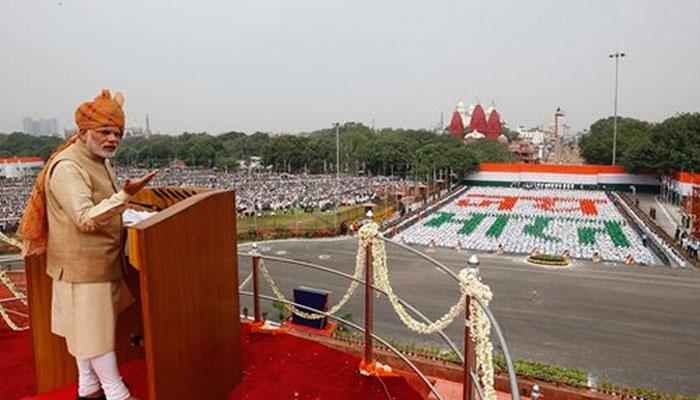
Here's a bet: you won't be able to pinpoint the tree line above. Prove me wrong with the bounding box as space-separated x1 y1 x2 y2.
0 123 514 179
578 113 700 174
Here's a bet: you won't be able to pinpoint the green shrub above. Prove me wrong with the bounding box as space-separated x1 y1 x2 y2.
527 254 569 266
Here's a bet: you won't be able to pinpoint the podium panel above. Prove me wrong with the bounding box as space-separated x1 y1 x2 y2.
128 189 242 400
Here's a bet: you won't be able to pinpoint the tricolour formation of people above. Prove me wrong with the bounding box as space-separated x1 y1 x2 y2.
398 186 656 264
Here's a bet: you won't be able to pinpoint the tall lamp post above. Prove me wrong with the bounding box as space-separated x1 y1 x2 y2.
609 52 625 165
334 122 340 231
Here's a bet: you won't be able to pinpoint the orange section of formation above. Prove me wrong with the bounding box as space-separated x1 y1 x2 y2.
477 163 626 175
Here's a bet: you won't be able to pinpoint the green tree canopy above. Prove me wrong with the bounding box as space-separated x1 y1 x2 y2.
0 132 64 159
579 117 652 165
1 123 519 178
622 113 700 174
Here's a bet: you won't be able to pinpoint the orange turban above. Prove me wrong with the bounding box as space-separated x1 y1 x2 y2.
75 89 125 134
18 89 124 256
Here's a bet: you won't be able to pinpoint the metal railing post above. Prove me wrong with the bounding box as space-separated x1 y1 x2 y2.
252 245 261 323
463 294 474 400
364 243 373 365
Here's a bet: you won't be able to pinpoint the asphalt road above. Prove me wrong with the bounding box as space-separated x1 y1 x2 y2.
237 237 700 396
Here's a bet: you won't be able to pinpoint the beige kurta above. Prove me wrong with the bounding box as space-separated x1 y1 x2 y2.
49 160 134 359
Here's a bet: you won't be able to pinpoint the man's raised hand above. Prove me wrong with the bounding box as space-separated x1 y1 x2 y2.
123 169 159 195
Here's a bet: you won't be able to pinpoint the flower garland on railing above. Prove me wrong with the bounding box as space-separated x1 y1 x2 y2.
254 249 364 320
0 271 28 331
0 270 27 306
359 222 496 400
0 301 28 331
0 231 24 253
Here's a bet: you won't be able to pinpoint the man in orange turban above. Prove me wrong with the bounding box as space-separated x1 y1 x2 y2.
21 89 156 400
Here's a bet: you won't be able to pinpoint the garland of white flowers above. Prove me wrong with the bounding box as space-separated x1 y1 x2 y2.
0 270 27 306
250 224 496 399
0 271 29 331
0 302 28 331
0 231 24 252
359 222 496 400
255 249 364 320
0 233 29 332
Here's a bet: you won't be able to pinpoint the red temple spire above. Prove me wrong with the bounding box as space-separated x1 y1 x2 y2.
486 109 502 140
469 104 487 133
448 110 464 140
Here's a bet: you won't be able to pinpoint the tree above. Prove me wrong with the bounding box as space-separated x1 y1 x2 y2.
579 117 651 165
0 132 63 159
502 126 519 142
622 113 700 174
465 140 514 163
446 147 479 179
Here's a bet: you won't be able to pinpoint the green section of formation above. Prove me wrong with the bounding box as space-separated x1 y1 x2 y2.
424 211 632 247
522 216 560 242
458 213 487 235
576 221 630 248
577 227 600 246
485 215 509 238
425 212 455 227
604 220 630 247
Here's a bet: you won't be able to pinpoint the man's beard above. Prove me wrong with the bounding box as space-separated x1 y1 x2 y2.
86 135 117 158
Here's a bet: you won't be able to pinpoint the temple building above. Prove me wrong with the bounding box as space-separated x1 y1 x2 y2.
446 100 508 143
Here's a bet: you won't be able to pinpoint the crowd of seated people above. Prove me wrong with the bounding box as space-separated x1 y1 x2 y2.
0 167 408 231
0 176 34 231
113 167 407 216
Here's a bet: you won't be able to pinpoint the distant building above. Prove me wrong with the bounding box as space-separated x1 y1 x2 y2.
125 115 153 138
517 127 546 146
446 100 507 143
0 157 44 178
509 141 539 164
125 126 146 137
22 117 59 136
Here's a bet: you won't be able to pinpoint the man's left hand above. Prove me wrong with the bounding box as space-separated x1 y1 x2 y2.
123 169 159 195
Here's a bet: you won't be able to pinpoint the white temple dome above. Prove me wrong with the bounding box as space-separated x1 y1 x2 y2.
465 130 485 140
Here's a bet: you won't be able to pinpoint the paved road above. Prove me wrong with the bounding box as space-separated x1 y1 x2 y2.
237 237 700 396
636 193 682 237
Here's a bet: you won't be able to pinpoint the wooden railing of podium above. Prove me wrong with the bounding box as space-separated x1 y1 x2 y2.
24 187 243 400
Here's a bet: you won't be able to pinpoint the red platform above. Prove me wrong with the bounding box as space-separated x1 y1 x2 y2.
1 322 424 400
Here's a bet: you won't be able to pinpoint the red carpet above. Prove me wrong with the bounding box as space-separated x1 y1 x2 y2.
1 272 34 400
3 322 423 400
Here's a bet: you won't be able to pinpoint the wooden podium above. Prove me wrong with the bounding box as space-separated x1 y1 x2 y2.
25 188 243 400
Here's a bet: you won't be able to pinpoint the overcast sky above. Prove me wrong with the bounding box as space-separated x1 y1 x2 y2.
1 0 699 135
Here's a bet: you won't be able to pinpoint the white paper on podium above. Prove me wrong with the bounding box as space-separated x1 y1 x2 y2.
123 208 157 226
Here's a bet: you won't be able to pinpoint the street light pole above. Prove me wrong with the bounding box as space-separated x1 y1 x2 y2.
335 122 340 231
609 52 625 166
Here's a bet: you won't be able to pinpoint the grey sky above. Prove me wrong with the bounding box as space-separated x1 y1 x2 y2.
1 0 699 135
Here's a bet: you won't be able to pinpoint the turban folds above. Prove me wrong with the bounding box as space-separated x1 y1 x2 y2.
75 89 125 134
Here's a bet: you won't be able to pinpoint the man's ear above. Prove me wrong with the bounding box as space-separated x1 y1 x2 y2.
78 129 89 142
